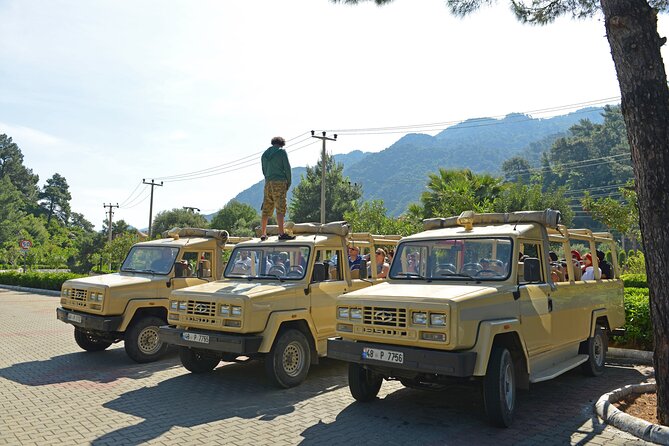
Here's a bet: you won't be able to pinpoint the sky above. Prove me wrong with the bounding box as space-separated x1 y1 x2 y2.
2 0 668 231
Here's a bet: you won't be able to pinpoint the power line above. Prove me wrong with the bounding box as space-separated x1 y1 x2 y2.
321 97 619 134
118 181 144 207
152 132 311 182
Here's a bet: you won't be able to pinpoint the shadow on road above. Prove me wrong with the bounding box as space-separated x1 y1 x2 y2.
0 346 181 386
300 363 652 446
92 358 348 445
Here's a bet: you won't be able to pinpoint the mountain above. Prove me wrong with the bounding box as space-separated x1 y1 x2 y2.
230 107 606 217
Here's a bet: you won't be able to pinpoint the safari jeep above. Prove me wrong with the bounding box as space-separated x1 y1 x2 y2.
158 222 400 388
56 228 244 363
327 210 625 427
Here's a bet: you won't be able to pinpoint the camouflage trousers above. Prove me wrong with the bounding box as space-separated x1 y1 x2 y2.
262 181 288 217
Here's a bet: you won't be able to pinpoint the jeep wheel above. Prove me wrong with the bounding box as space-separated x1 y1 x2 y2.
74 328 112 352
124 316 168 363
580 326 607 377
179 346 220 373
483 346 516 427
349 363 383 402
264 329 311 388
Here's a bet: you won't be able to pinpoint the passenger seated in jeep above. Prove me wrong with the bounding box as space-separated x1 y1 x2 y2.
596 250 613 279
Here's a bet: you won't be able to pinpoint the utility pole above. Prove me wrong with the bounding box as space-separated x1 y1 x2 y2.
103 203 119 243
310 131 337 224
183 206 200 213
143 179 163 238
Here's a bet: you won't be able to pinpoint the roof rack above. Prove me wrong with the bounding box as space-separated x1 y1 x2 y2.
257 221 350 237
162 227 229 242
423 209 562 231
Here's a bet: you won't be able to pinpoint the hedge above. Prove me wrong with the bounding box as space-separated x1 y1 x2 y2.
621 273 647 288
0 271 86 291
617 287 652 351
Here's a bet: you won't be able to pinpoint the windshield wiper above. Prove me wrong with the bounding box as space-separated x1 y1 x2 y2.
435 272 474 279
396 272 427 280
254 274 284 282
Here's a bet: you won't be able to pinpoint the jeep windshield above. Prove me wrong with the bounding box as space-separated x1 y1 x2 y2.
389 238 513 281
224 245 310 280
121 246 179 275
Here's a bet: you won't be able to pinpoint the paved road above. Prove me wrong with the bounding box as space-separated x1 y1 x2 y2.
0 288 655 445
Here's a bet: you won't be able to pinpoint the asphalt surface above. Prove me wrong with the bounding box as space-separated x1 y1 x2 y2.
0 287 656 445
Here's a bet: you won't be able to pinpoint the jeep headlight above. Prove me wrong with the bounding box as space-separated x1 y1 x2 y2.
412 312 427 325
338 307 350 319
170 301 178 311
231 306 242 317
350 308 362 319
178 302 187 311
89 292 103 302
430 313 447 326
220 304 230 316
62 288 70 297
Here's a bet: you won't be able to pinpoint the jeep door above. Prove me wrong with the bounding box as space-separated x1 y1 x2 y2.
517 240 553 356
309 248 347 337
170 250 212 291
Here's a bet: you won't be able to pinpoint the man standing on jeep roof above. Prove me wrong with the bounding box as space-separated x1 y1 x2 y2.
260 136 295 241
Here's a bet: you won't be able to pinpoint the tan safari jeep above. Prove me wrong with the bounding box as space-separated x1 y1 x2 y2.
158 222 400 388
327 210 625 427
56 228 245 363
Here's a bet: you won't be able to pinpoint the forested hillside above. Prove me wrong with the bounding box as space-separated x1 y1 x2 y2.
232 108 605 215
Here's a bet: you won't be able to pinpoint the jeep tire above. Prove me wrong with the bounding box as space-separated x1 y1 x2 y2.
483 346 516 428
580 326 607 377
349 363 383 402
74 327 112 352
179 346 220 373
124 316 168 363
264 329 311 388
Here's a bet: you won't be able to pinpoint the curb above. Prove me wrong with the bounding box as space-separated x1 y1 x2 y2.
0 284 60 297
596 383 669 445
608 347 654 365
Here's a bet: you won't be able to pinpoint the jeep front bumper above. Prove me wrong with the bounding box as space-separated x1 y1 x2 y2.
56 307 123 332
327 338 477 377
158 325 263 355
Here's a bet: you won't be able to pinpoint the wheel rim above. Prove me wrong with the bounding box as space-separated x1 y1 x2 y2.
594 335 604 366
502 360 514 410
137 326 162 355
282 341 305 377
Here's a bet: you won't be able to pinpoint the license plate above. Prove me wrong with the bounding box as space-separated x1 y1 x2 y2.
67 313 82 323
362 347 404 364
182 332 209 344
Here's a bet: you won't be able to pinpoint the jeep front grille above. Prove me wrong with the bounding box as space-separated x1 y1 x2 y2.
71 289 87 301
363 306 407 328
187 300 216 317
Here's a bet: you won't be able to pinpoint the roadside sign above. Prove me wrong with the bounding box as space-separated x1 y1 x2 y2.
19 239 32 251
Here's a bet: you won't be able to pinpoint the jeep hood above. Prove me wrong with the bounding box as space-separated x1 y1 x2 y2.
172 280 302 299
63 273 152 289
340 281 501 303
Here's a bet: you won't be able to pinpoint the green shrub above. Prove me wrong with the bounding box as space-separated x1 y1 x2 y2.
619 287 652 350
625 251 646 275
622 273 647 288
605 250 612 264
618 250 627 267
0 271 86 291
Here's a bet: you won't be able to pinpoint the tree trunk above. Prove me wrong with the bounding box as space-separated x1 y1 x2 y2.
601 0 669 424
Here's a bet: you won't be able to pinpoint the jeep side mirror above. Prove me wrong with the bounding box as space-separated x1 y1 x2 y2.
312 263 326 283
524 258 541 283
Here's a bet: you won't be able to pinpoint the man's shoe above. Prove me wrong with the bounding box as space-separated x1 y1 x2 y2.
278 233 295 240
260 235 268 241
